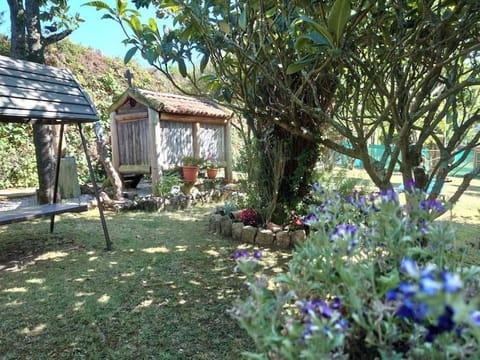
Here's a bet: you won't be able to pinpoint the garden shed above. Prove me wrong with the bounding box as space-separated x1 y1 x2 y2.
108 87 233 190
0 54 111 250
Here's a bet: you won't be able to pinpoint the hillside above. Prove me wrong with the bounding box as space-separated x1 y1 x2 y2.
0 35 178 188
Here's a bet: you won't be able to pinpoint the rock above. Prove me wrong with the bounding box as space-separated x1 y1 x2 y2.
256 229 274 246
290 229 306 246
275 231 291 249
213 214 222 234
224 183 241 192
241 225 257 244
208 215 217 232
220 215 232 237
232 222 243 241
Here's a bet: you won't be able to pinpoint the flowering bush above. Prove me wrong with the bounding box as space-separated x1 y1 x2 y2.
238 208 259 227
231 182 480 358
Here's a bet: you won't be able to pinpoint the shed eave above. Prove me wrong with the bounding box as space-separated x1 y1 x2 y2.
109 87 164 113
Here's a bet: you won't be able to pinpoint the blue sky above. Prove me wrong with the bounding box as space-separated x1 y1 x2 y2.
0 1 160 66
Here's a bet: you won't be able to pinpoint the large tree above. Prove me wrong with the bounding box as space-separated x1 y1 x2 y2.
88 0 355 221
6 0 81 203
90 0 479 218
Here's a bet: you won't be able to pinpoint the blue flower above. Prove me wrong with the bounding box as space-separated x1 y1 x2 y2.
385 289 400 301
470 310 480 327
425 306 455 342
440 271 463 293
420 276 442 295
395 299 428 322
398 282 418 297
400 258 420 278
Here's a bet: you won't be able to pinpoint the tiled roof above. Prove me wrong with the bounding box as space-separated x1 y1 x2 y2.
110 87 231 119
138 89 231 119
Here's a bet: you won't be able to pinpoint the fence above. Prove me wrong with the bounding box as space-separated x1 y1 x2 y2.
336 144 480 177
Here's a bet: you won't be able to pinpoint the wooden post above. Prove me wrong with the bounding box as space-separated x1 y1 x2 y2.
225 121 233 182
78 123 112 251
148 108 162 195
192 122 200 158
110 112 120 173
58 157 81 199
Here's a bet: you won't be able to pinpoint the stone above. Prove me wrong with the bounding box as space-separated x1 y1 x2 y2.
220 216 232 237
208 215 217 232
275 231 291 249
232 222 243 241
256 229 274 246
213 214 222 234
241 225 257 244
290 229 306 246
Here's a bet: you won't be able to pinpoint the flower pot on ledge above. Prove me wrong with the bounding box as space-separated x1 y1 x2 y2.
182 165 199 182
206 168 218 179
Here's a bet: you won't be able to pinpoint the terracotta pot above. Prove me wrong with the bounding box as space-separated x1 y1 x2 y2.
182 165 199 182
206 168 218 179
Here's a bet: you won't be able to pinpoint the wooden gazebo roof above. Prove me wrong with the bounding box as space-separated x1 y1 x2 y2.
0 55 98 124
109 87 232 120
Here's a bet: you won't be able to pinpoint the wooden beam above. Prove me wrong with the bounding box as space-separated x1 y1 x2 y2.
160 112 228 125
192 122 200 158
110 112 120 173
225 122 233 181
148 108 162 195
115 111 149 122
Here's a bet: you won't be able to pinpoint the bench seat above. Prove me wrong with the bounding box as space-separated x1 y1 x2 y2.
0 203 88 226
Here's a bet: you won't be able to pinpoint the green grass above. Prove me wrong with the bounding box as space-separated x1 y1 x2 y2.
0 206 263 359
1 173 479 359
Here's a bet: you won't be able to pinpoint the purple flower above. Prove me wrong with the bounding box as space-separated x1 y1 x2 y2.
378 189 399 204
331 297 341 310
329 224 358 242
232 249 250 259
420 199 445 213
303 213 319 226
253 250 262 259
405 179 416 191
334 318 349 332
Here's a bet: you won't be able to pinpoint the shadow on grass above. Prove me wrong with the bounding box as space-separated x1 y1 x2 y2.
0 205 290 359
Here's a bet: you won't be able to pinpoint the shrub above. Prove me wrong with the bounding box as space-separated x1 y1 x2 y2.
238 208 259 227
231 182 480 359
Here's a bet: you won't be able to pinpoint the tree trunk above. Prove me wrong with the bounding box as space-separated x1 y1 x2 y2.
8 0 56 204
7 0 26 59
96 138 123 200
257 126 320 224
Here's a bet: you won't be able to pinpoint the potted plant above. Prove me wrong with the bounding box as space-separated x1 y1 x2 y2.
204 155 218 179
182 156 204 182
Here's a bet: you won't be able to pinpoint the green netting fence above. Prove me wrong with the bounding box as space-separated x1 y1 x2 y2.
336 144 480 178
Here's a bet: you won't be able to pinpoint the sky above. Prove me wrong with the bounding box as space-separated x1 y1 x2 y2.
0 1 160 67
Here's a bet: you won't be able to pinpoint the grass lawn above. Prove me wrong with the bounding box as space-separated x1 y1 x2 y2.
0 172 478 359
0 205 276 359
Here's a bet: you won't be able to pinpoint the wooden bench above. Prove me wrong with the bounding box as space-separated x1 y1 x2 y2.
0 203 88 226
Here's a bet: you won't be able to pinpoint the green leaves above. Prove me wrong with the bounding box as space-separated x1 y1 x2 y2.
328 0 351 43
124 46 138 64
